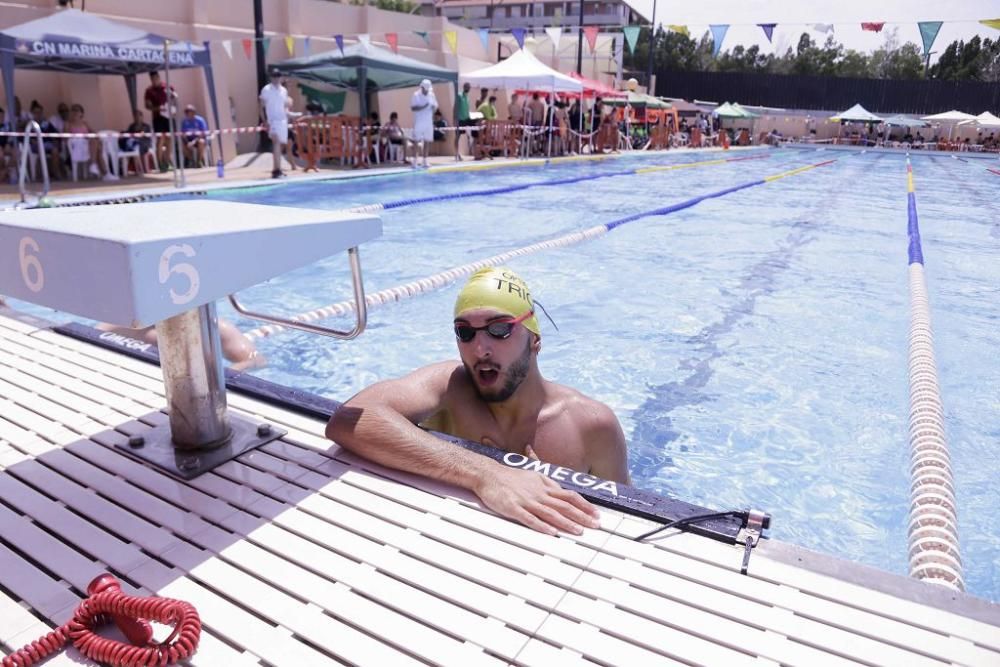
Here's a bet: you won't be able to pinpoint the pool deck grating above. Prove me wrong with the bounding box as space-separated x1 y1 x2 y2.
0 309 998 665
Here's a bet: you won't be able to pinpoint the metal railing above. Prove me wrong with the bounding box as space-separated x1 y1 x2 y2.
18 120 51 205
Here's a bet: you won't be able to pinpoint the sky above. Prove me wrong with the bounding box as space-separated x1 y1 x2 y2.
625 0 1000 64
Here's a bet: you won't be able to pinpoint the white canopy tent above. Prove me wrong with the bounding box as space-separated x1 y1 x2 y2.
958 111 1000 129
920 110 976 139
462 48 583 156
462 48 582 93
830 103 883 123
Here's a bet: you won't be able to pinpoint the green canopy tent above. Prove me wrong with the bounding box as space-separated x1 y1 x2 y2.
713 102 758 143
271 40 458 122
604 90 670 109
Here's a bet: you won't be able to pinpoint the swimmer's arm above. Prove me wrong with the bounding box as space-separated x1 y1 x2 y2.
585 404 631 485
326 362 600 535
327 361 494 488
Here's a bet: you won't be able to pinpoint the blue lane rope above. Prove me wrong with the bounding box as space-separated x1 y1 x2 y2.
247 155 837 339
377 153 775 211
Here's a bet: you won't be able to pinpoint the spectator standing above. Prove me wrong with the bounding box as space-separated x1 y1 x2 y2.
477 95 497 121
144 71 177 171
259 69 298 178
456 81 474 159
410 78 438 169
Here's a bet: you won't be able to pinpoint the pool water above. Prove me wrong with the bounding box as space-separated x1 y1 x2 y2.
12 149 1000 601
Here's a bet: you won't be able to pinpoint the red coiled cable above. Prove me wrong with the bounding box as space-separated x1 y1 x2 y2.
2 574 200 667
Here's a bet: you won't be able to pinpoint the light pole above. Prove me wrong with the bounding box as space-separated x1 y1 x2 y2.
645 0 657 93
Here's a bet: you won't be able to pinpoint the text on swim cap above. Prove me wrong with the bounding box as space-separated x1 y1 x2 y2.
502 452 619 496
492 277 532 307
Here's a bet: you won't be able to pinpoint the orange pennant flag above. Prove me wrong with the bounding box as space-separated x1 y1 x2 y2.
241 38 253 59
583 26 599 53
386 32 399 53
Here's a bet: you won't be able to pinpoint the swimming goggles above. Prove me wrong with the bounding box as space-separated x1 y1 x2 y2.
454 310 534 343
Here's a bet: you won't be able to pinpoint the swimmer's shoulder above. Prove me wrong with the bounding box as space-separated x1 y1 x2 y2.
543 382 622 438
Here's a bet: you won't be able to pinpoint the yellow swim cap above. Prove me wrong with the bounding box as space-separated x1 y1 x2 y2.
454 266 540 335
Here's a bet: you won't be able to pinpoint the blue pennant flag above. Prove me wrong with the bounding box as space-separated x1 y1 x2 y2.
709 24 728 56
479 28 490 51
511 27 526 49
758 23 776 43
334 34 344 55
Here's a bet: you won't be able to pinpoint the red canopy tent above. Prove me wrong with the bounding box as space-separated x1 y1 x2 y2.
566 72 626 98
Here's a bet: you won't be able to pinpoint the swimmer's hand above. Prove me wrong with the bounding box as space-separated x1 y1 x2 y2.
475 465 601 536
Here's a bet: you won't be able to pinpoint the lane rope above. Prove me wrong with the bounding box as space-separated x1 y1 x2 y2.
904 157 964 591
246 155 834 340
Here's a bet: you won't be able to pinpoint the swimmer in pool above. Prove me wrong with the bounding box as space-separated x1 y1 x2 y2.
327 267 629 535
96 319 264 372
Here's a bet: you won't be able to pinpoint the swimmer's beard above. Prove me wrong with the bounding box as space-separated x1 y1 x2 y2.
464 339 532 403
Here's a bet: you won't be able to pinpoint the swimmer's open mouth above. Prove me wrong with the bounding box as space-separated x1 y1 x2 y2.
477 366 499 385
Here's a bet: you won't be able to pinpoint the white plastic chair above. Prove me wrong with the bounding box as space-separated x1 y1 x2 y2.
99 132 119 177
118 140 144 176
67 136 91 181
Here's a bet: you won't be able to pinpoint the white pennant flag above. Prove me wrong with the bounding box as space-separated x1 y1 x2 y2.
545 26 562 50
811 23 834 34
358 33 371 46
221 39 233 59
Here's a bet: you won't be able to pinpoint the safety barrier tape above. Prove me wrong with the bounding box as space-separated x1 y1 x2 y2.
903 157 964 591
245 153 825 340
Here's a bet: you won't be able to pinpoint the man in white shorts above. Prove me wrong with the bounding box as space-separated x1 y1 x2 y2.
410 79 438 168
259 69 297 178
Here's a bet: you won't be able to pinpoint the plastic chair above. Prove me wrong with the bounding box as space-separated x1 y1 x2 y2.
118 142 144 176
68 136 91 181
99 132 120 177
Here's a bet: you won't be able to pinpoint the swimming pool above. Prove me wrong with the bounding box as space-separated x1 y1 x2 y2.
11 149 1000 602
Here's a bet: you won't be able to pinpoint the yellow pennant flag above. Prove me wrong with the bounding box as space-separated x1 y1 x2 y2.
445 30 458 54
668 25 690 37
284 35 295 55
980 19 1000 30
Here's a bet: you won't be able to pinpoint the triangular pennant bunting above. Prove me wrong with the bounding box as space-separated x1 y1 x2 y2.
758 24 775 43
861 22 885 32
668 25 689 37
622 25 640 55
241 38 252 59
284 35 295 55
479 28 490 51
709 24 728 57
545 26 562 50
511 27 526 49
415 31 430 45
262 37 271 53
445 30 458 54
358 33 371 46
979 19 1000 30
811 23 834 34
918 21 942 56
334 34 344 55
583 25 599 53
304 36 311 56
220 40 232 59
386 32 399 53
